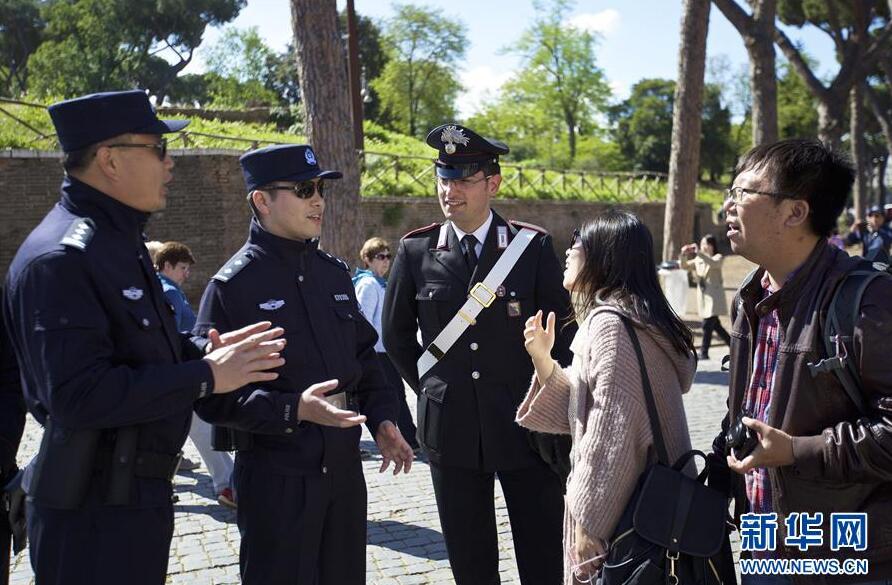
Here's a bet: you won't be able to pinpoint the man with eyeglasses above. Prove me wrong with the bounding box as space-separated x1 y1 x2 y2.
192 144 413 584
710 139 892 585
2 90 286 585
382 124 575 585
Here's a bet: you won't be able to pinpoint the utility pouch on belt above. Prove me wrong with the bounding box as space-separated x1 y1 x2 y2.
28 417 100 510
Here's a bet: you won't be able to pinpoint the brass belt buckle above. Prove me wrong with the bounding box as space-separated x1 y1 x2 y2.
469 282 496 308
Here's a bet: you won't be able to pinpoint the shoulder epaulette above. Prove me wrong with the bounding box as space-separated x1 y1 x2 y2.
401 223 440 239
213 251 253 283
317 249 349 271
60 217 96 251
508 219 548 234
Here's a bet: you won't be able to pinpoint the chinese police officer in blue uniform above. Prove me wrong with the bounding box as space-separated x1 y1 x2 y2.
2 90 286 585
382 124 576 585
193 144 414 585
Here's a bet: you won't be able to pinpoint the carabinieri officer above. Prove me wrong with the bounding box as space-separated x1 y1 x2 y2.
382 124 576 585
2 90 285 585
193 144 414 585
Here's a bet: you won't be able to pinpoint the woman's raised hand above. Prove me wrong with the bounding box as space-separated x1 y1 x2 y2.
523 310 556 363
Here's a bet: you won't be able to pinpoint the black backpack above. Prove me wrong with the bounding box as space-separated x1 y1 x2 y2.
807 247 892 413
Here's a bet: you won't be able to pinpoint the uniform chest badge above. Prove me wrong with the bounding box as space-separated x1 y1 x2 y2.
259 299 285 311
122 287 144 301
333 293 350 302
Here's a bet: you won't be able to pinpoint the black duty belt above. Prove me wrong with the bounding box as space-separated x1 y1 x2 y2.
96 449 182 482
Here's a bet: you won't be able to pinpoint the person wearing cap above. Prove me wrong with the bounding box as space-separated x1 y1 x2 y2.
2 90 287 585
382 124 575 585
192 143 414 585
845 205 892 260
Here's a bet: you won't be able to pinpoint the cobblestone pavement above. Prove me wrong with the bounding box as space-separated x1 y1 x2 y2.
8 354 734 585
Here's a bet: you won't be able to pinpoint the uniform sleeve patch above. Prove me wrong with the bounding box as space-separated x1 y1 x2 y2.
213 251 253 282
402 223 440 239
508 219 548 234
60 217 96 251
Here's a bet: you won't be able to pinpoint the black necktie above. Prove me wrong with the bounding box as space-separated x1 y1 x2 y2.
462 234 478 273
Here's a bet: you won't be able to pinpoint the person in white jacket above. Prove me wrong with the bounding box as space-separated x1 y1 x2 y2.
353 237 419 450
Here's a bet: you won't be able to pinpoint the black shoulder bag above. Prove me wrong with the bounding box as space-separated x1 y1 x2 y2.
600 317 732 585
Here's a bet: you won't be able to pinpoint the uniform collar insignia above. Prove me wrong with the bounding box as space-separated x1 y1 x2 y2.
259 299 285 311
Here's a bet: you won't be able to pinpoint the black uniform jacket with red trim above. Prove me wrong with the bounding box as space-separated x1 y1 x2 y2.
382 209 576 471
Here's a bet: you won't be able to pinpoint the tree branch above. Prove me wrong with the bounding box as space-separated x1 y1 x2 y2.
773 26 829 100
710 0 754 36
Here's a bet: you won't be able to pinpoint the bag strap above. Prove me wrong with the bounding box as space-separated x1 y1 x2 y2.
808 267 888 415
618 315 670 466
416 227 539 378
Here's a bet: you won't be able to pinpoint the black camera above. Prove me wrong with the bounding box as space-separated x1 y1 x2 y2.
724 410 759 460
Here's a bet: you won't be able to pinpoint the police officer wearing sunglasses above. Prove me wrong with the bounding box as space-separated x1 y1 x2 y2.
383 124 576 585
3 90 286 585
193 144 414 585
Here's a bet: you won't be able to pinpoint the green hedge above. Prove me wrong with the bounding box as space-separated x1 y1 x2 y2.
0 101 723 207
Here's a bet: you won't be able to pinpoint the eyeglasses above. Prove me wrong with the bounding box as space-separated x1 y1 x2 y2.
725 186 788 203
570 228 582 248
436 175 491 189
374 253 392 261
104 138 168 161
264 180 324 199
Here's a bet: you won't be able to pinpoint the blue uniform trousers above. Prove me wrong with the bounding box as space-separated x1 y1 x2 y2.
235 454 367 585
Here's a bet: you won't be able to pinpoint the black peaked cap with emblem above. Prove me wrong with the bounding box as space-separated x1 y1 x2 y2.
239 144 343 192
426 123 509 179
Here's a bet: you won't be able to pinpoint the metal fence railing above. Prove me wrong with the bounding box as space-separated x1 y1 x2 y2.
1 97 668 202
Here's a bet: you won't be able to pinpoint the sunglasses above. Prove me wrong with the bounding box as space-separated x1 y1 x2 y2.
570 228 581 248
374 252 392 261
104 137 168 161
263 180 325 199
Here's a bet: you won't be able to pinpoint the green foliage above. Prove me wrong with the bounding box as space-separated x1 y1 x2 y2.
497 0 611 162
610 78 675 172
373 3 466 137
26 0 245 99
610 78 735 177
0 0 43 96
777 59 819 139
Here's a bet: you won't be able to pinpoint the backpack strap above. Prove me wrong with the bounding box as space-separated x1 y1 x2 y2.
808 269 888 415
618 315 671 466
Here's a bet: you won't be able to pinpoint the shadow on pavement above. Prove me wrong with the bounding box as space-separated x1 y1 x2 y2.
694 369 730 386
173 502 237 523
368 520 448 560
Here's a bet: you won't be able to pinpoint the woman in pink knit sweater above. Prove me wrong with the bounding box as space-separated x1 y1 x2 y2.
516 211 697 584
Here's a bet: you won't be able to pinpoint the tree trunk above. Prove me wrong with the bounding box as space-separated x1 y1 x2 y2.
850 81 869 220
291 0 364 265
565 110 577 162
865 83 892 207
747 2 778 145
817 96 846 150
712 0 778 145
664 0 710 261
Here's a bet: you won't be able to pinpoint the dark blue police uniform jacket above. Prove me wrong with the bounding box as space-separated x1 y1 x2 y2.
193 220 396 475
382 210 575 472
3 177 214 506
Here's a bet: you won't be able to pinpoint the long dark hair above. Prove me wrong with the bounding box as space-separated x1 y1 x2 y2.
571 211 694 356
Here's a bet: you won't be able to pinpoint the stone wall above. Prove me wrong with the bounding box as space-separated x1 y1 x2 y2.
1 150 720 303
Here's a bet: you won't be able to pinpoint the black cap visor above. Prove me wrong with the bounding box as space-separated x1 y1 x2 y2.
435 161 485 179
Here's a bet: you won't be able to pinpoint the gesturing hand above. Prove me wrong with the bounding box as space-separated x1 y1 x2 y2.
204 327 286 394
297 379 367 428
374 421 414 475
205 321 274 353
726 417 795 474
524 310 556 363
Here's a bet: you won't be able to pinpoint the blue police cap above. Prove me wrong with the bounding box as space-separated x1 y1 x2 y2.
48 90 189 153
426 123 509 179
239 144 343 192
867 205 884 217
